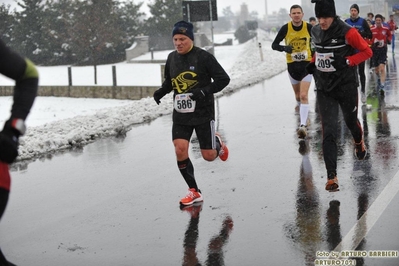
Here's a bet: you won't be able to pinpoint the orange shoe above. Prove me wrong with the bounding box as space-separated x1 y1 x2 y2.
180 188 203 206
325 176 339 192
216 133 229 161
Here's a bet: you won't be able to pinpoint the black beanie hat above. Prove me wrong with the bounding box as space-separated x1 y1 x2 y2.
350 4 359 13
172 20 194 41
312 0 336 18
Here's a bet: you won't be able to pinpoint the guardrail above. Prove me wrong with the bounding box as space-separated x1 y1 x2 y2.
0 85 159 100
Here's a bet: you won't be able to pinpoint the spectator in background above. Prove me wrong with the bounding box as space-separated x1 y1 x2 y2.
382 16 390 28
365 18 374 73
309 17 317 26
388 14 398 55
367 12 375 25
366 19 372 28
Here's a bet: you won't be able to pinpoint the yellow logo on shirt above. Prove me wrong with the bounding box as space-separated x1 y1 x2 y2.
172 71 198 93
290 37 308 52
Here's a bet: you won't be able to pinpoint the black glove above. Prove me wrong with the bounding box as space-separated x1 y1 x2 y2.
153 88 166 105
305 62 316 74
372 41 382 48
283 46 293 54
359 30 368 38
0 119 24 164
330 55 348 70
190 87 210 101
387 40 391 45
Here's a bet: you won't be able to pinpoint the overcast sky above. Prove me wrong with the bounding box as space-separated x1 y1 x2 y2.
2 0 299 18
216 0 298 15
139 0 299 17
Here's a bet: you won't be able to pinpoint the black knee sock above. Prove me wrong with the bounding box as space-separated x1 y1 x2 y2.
0 188 11 266
0 188 9 220
0 248 10 265
178 158 198 191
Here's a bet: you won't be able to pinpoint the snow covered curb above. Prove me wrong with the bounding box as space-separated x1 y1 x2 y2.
17 97 165 160
17 31 286 161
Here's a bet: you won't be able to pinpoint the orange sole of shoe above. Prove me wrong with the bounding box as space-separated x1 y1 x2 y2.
180 198 203 206
219 146 229 161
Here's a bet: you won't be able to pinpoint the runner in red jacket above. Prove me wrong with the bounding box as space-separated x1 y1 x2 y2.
370 14 392 93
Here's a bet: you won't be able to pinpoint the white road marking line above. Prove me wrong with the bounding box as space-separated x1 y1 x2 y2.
333 169 399 254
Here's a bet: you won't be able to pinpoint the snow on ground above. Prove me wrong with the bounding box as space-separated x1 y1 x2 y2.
0 30 286 161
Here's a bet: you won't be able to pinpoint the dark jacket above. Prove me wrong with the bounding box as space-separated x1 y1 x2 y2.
311 18 372 91
344 17 372 40
160 46 230 125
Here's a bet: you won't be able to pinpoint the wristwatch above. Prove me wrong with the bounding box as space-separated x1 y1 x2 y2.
11 118 26 135
346 59 350 66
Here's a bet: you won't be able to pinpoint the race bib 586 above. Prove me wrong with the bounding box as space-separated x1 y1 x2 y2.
174 93 196 113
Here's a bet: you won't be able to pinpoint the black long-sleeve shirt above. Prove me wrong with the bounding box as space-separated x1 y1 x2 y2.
271 22 313 52
159 46 230 125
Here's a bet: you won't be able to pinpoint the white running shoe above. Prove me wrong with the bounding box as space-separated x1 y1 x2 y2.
297 125 307 139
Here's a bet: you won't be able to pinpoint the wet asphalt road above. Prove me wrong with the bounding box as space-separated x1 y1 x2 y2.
1 54 399 266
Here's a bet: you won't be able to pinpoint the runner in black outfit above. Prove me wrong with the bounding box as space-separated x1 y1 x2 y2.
153 21 230 206
0 39 38 265
307 0 372 191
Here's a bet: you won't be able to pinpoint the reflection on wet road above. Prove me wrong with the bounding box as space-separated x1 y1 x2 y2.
1 54 399 265
181 202 233 266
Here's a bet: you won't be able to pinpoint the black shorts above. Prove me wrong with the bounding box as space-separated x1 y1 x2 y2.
172 121 216 149
371 47 387 67
287 61 310 81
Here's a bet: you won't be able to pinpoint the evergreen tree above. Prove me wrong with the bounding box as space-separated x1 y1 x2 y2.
13 0 46 63
218 6 234 31
40 0 76 65
0 3 16 45
60 0 144 65
3 0 146 65
144 0 183 50
116 0 145 48
70 0 123 65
